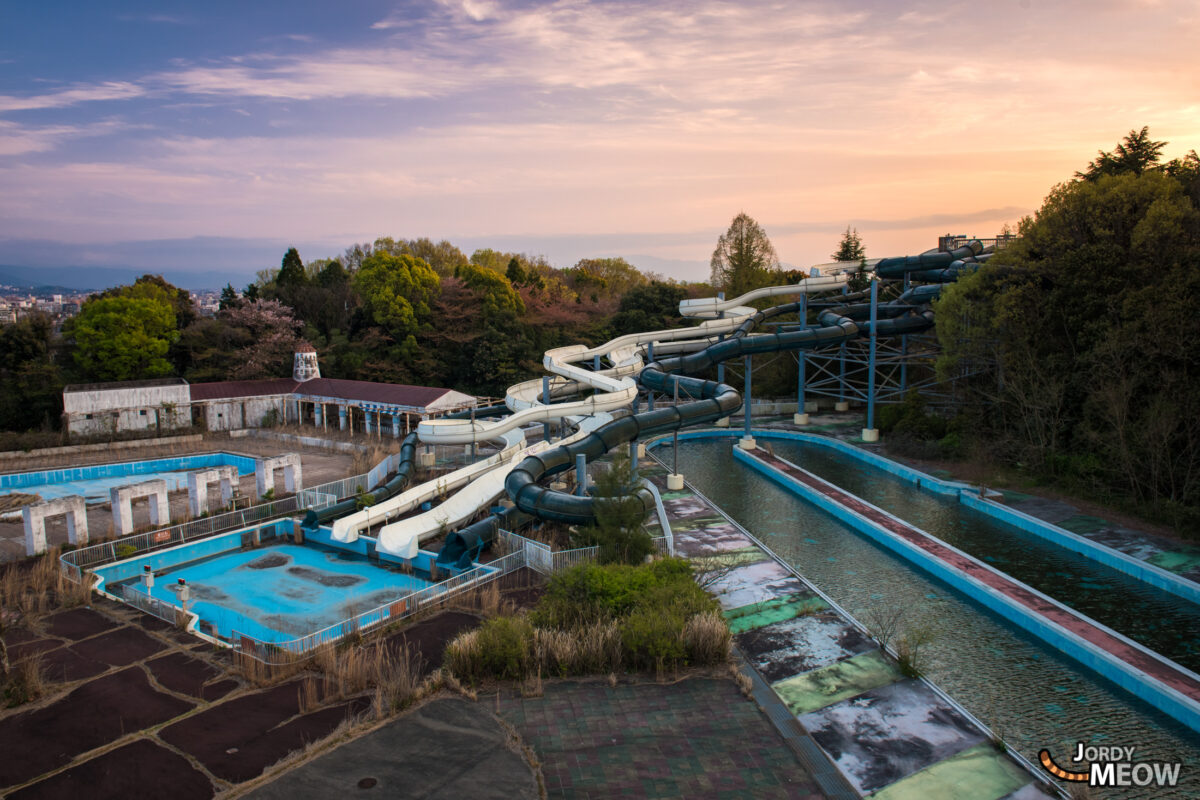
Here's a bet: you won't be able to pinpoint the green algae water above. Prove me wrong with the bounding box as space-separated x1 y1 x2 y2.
665 438 1200 799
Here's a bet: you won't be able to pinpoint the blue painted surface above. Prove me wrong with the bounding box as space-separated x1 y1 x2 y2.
0 452 258 502
119 540 438 644
733 446 1200 735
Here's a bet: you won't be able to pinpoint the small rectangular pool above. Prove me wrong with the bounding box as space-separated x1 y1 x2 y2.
0 452 258 503
95 520 488 646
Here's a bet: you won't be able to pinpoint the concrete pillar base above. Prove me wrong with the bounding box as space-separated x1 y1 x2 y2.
793 413 810 426
714 417 730 427
418 452 435 468
862 428 880 443
666 474 685 490
549 481 569 492
738 437 756 450
834 401 850 412
636 442 646 459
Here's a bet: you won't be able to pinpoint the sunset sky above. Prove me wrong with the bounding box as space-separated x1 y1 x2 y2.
2 0 1198 285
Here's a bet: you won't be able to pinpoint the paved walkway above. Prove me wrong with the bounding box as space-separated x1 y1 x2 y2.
247 698 538 800
496 678 826 799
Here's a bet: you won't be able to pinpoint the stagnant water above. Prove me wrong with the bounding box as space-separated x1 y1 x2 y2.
664 438 1200 799
767 437 1200 673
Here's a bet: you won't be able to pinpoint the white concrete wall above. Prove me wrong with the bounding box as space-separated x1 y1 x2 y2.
64 384 191 437
202 396 289 431
63 383 190 415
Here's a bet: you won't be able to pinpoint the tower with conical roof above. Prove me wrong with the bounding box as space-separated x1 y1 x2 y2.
293 341 320 382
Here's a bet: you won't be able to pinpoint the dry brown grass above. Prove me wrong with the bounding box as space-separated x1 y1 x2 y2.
231 648 307 687
4 653 46 707
683 611 732 664
0 550 92 619
730 664 754 698
312 641 427 719
298 676 321 714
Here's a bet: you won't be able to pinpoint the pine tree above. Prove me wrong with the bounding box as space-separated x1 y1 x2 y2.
831 225 865 262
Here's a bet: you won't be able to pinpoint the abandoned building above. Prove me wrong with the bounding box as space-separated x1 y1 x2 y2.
62 343 477 438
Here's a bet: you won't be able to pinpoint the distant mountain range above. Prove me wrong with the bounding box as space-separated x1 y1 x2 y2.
0 264 253 294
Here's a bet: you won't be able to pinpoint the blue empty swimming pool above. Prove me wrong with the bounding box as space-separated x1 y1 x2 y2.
0 452 257 502
115 541 439 643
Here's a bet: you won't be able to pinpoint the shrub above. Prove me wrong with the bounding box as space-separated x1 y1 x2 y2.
114 544 137 559
532 558 703 629
446 558 730 681
620 606 688 670
445 615 534 682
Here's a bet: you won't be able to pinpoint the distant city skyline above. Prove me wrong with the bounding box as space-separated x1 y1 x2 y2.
2 0 1198 283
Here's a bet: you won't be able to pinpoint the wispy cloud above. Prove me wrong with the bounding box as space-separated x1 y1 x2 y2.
0 82 145 112
116 13 191 25
1 0 1198 269
0 119 133 155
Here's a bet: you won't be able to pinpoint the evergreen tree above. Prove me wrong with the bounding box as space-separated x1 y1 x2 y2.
277 247 307 287
1076 126 1167 181
831 225 865 262
218 284 239 310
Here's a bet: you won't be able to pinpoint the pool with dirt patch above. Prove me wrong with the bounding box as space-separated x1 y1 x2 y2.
97 530 461 645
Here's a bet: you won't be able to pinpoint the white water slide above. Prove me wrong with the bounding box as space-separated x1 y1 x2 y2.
356 272 851 558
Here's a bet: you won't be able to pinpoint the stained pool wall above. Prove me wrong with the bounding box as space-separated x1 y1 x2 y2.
0 452 259 491
93 519 292 592
664 430 1200 606
732 445 1200 735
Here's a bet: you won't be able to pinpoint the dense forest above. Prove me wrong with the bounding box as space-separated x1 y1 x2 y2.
0 245 705 430
1 129 1196 531
935 128 1200 531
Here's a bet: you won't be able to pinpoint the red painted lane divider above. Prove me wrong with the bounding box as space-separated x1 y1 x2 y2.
747 448 1200 704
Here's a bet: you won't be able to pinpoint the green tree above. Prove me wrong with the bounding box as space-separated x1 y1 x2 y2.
69 294 178 381
0 313 64 430
352 252 440 351
218 284 239 310
937 157 1200 531
572 447 654 565
452 263 529 392
277 247 307 288
609 281 688 337
709 212 780 296
505 257 525 286
1077 126 1167 181
831 225 865 262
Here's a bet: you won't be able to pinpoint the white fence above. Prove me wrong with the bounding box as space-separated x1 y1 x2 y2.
497 529 669 574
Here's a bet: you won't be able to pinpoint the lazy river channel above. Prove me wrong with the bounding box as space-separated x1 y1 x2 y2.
662 437 1200 798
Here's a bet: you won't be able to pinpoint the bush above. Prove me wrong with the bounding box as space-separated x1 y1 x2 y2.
446 557 731 681
446 615 535 681
114 544 137 559
878 391 948 441
532 558 702 629
620 606 688 670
